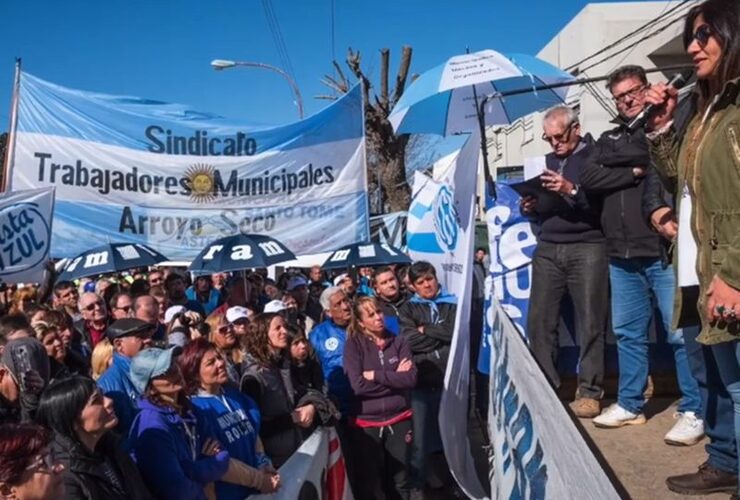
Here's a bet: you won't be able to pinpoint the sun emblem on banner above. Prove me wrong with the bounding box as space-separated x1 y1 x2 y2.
185 164 216 203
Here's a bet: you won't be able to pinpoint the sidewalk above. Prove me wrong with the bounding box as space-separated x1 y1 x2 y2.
582 397 728 500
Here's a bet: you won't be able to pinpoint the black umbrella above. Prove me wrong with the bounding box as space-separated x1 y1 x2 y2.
56 243 169 282
322 241 411 270
189 234 296 273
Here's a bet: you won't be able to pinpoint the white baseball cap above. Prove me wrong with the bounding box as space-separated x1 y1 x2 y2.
226 306 251 323
164 305 186 324
333 273 349 287
264 300 287 314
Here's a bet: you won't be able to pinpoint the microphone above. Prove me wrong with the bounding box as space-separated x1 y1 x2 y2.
627 70 693 132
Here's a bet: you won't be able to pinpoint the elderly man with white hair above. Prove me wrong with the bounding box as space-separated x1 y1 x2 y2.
520 104 609 419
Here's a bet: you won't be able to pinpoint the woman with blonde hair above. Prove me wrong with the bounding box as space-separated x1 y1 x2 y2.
343 296 417 500
206 312 243 384
91 338 114 380
8 286 38 316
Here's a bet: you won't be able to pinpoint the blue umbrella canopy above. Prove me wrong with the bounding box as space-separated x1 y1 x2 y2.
322 242 411 270
56 243 169 282
389 49 574 136
189 234 296 273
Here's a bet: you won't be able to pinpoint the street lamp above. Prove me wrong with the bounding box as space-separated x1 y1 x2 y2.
210 59 304 119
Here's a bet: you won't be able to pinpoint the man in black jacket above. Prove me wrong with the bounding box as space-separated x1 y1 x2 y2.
372 265 409 335
399 261 456 492
522 105 608 419
580 66 702 445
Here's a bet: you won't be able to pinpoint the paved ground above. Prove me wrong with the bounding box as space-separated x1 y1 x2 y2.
581 397 729 500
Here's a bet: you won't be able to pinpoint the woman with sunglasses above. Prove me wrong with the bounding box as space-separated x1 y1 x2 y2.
0 423 64 500
126 347 230 500
179 338 280 499
645 0 740 493
240 313 314 467
35 376 151 500
205 313 243 385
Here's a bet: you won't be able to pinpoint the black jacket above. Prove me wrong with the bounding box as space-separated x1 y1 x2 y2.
398 300 456 389
377 292 410 319
51 432 152 500
580 124 661 259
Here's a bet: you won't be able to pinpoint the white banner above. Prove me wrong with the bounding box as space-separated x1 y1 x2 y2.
487 297 620 499
252 427 352 500
8 73 368 259
0 187 55 284
407 132 487 498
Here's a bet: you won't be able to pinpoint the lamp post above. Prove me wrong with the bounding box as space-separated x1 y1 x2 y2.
210 59 304 119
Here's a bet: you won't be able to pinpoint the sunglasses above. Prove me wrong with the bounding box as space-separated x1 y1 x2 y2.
115 305 132 312
217 324 234 334
688 24 712 48
84 301 104 311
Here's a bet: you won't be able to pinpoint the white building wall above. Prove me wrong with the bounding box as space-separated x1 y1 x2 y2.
485 0 696 180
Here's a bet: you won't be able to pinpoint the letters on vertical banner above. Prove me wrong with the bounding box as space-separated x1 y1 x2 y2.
0 188 55 284
407 132 487 499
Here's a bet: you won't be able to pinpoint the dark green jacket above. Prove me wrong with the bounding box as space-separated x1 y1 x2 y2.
649 76 740 344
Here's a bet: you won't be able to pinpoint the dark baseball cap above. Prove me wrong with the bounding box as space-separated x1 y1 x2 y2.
106 318 155 341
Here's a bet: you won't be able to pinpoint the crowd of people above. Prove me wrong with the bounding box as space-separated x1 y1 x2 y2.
520 0 740 496
0 258 464 500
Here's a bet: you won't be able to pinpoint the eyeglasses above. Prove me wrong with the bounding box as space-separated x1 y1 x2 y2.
688 24 712 49
611 84 647 104
83 301 104 311
542 123 574 144
114 305 132 312
231 319 249 327
217 324 233 335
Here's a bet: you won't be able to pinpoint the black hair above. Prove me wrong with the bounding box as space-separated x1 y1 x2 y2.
53 280 76 296
0 315 31 345
408 261 437 283
108 292 132 311
129 278 150 298
683 0 740 104
36 376 97 443
605 65 647 91
164 272 185 291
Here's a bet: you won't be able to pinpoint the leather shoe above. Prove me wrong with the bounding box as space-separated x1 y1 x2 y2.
665 461 737 495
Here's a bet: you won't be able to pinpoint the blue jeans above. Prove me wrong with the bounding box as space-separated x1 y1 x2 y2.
711 341 740 490
609 257 701 414
409 387 443 488
684 326 737 474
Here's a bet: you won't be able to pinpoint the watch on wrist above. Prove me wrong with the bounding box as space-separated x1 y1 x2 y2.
569 184 580 196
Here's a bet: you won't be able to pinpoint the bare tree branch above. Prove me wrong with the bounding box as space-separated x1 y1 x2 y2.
379 48 389 112
391 46 413 108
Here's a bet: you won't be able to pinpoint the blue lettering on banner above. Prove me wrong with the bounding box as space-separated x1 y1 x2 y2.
490 308 548 498
433 185 459 251
0 203 50 275
479 185 536 374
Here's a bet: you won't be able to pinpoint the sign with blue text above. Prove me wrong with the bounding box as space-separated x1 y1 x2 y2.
8 73 368 259
0 188 55 284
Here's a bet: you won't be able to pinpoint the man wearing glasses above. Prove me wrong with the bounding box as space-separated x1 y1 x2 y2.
521 105 608 419
74 293 111 353
109 293 134 320
578 66 704 448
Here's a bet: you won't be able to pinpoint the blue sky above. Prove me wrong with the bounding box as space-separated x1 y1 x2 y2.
0 0 659 128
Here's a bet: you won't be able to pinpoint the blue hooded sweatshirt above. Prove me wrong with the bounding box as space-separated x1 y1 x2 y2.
127 398 230 500
97 353 140 434
191 387 264 500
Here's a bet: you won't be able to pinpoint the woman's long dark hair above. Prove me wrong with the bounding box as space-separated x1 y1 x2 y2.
36 375 97 442
243 313 281 366
683 0 740 103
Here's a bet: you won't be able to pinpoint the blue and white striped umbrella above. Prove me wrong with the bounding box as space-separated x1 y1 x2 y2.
389 49 574 136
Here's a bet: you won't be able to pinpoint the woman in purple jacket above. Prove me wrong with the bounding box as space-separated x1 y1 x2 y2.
343 296 417 500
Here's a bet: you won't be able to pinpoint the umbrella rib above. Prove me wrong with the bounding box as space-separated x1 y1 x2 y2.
443 90 453 136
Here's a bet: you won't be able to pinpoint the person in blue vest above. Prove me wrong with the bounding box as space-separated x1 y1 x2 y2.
97 318 154 434
186 275 223 317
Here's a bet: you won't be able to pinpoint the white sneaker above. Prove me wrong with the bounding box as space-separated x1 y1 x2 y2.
664 411 705 446
592 403 647 428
